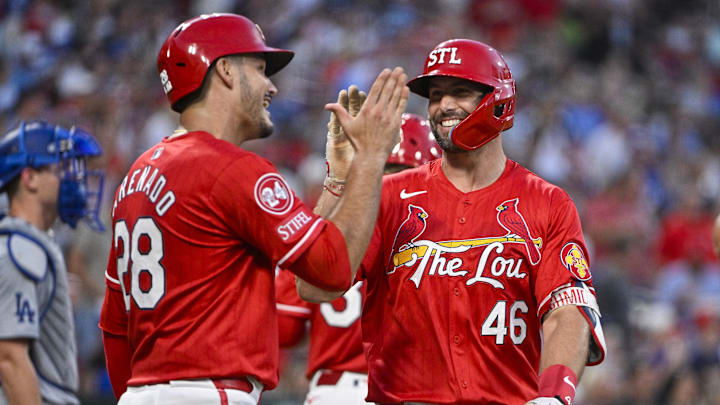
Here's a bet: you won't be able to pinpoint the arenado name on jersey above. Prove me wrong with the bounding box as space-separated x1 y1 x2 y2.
112 162 176 218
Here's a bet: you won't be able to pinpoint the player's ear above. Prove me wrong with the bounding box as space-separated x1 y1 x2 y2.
20 167 41 193
214 57 235 89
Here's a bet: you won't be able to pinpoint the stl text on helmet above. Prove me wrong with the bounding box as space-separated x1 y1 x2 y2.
427 47 462 68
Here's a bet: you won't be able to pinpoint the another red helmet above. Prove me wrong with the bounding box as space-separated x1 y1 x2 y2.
387 113 441 168
157 13 294 111
407 39 515 151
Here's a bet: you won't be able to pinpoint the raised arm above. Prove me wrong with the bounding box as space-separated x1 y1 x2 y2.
296 67 408 302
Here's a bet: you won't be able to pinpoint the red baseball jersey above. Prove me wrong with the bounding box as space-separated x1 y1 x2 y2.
99 131 332 390
358 159 600 404
275 269 368 378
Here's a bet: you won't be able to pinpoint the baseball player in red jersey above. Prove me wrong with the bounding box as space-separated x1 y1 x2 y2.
276 112 440 405
713 214 720 258
297 39 607 405
98 13 409 405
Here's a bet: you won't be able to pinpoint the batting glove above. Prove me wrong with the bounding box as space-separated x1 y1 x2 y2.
325 85 366 184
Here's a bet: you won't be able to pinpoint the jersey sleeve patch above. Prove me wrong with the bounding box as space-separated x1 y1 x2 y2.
276 217 326 268
547 284 600 314
560 242 591 281
254 173 294 215
276 207 316 244
8 234 48 281
539 281 607 366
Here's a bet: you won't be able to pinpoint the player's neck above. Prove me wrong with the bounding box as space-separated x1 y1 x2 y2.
440 135 506 193
8 197 54 231
179 100 253 146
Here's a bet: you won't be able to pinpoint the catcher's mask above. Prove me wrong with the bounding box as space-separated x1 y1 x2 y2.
0 121 105 230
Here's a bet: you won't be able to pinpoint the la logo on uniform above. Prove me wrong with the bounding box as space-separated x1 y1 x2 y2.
427 47 462 67
15 292 35 323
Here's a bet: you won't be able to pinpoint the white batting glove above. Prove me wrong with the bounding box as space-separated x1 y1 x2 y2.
525 397 565 405
325 85 366 183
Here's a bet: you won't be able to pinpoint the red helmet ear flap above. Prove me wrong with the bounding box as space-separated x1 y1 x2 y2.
449 86 516 151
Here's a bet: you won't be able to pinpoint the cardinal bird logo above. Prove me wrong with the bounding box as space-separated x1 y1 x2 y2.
390 204 429 261
496 198 541 265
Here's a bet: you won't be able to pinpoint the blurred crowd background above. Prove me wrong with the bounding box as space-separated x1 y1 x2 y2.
1 0 720 403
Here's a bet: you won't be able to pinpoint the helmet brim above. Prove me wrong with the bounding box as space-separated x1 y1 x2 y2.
408 73 474 99
263 49 294 76
407 74 435 98
408 73 497 99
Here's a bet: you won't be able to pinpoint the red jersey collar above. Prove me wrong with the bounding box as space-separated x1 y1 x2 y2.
430 157 516 197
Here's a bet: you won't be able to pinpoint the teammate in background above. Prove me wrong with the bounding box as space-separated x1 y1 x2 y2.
0 121 104 405
276 108 440 405
712 214 720 259
297 39 606 405
98 13 408 405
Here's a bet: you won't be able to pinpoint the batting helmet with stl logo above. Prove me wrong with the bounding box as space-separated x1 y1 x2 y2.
407 39 516 151
157 13 294 112
386 113 441 169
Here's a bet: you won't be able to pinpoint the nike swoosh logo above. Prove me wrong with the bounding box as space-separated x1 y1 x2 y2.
400 189 427 199
563 376 576 393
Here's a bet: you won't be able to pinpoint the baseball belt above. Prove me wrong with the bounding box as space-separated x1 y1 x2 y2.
211 378 253 393
316 369 345 386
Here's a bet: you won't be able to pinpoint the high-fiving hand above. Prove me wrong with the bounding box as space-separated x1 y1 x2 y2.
326 85 366 183
325 67 409 159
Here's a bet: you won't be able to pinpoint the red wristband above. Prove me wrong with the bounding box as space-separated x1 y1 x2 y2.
323 177 345 197
538 364 577 405
323 185 342 197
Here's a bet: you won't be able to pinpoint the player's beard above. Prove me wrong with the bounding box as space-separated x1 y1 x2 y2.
430 117 467 153
239 72 275 139
258 109 274 138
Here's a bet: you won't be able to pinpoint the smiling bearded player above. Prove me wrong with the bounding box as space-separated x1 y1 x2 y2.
296 39 606 405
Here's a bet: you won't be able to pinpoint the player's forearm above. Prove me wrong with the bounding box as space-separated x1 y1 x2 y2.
0 340 41 405
296 276 344 302
313 186 341 218
326 152 385 273
297 153 385 302
539 305 589 378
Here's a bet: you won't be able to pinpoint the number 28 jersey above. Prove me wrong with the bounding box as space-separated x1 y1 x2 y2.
99 131 329 389
358 159 603 404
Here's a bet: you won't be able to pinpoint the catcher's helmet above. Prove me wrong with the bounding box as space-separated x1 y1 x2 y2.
0 121 105 230
387 113 441 168
407 39 515 151
157 13 294 112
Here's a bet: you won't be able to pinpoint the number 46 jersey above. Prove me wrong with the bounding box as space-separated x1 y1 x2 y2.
358 159 605 405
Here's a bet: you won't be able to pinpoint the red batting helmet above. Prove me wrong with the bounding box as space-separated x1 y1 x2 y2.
387 113 441 167
407 39 515 151
157 13 294 111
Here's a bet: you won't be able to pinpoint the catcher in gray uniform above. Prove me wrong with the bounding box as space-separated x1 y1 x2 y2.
0 121 104 405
